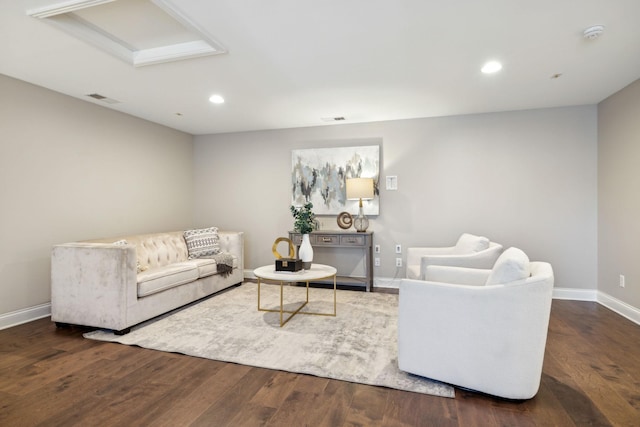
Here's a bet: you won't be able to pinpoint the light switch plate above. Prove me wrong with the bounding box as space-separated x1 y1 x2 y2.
386 176 398 190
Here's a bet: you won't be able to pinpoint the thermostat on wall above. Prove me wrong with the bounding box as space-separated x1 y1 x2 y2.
386 176 398 190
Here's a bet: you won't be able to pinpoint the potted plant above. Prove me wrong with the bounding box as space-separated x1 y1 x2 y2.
290 202 316 269
290 202 316 234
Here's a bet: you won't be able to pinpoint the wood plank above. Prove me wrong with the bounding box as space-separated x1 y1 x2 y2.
261 374 332 426
384 388 457 427
249 370 298 409
189 367 278 426
546 307 638 425
342 383 388 426
152 361 253 427
314 379 357 427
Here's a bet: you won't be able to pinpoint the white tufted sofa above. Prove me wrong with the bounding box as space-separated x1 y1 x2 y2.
51 230 244 334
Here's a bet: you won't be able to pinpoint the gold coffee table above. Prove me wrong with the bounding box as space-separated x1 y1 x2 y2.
254 264 337 327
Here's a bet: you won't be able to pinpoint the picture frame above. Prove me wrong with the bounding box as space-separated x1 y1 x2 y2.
291 145 380 215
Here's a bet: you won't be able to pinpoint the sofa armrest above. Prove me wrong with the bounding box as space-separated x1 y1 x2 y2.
218 231 244 271
51 242 137 330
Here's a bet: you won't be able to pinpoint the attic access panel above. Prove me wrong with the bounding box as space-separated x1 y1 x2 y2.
27 0 226 67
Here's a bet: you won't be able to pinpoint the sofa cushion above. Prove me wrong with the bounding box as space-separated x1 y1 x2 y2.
485 247 530 285
189 255 239 278
184 227 220 259
453 233 490 254
137 262 199 297
188 258 217 278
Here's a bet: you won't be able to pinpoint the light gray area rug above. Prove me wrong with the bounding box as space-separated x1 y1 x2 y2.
84 282 454 398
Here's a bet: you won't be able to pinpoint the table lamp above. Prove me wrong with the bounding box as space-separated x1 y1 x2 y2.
346 177 374 232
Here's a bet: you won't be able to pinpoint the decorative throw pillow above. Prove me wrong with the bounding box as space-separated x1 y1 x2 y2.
112 239 147 273
184 227 220 259
452 233 490 254
485 247 530 285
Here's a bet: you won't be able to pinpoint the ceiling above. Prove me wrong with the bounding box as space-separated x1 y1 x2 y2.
2 0 639 136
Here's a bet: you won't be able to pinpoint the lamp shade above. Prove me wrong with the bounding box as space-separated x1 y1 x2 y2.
346 178 374 200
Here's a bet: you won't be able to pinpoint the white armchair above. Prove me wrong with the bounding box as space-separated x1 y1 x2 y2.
398 247 554 399
406 233 503 280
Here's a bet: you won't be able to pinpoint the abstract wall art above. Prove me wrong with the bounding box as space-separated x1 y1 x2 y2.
291 145 379 215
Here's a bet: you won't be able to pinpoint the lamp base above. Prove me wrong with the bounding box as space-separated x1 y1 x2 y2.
353 214 369 232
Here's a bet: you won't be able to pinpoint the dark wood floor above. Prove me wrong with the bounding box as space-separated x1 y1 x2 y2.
1 298 639 426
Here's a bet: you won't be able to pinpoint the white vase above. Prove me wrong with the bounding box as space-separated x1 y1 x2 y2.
299 233 313 270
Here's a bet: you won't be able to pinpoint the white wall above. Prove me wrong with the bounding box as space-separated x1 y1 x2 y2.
194 106 598 290
598 79 640 309
0 74 194 318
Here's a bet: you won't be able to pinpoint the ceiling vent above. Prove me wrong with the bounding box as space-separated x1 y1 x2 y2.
87 93 121 104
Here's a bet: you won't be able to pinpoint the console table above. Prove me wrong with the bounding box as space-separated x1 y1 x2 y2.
289 230 373 292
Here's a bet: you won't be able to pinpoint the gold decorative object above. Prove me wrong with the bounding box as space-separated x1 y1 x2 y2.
272 237 295 259
337 211 353 229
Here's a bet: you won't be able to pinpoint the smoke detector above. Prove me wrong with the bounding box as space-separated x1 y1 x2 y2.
583 25 604 40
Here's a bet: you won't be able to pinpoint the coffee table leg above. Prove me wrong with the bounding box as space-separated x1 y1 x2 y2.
333 274 337 316
280 280 284 326
256 275 332 325
257 278 261 310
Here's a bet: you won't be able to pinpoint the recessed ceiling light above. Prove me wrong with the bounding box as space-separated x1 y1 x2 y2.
481 61 502 74
209 94 225 104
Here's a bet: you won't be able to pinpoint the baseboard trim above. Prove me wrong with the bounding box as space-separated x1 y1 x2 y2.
0 303 51 330
552 287 598 301
597 291 640 326
374 277 400 290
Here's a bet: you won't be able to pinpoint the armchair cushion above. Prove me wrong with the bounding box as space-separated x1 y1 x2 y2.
425 265 491 286
453 233 490 254
486 247 530 285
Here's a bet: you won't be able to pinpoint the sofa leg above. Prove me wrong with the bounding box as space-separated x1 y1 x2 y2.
114 327 131 336
55 322 71 329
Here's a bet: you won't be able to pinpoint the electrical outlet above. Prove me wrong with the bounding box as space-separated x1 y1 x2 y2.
396 258 402 267
375 257 380 267
374 244 381 253
395 244 402 254
620 274 625 288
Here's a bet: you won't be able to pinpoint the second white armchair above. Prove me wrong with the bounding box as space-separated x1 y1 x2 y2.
406 233 503 280
398 247 555 399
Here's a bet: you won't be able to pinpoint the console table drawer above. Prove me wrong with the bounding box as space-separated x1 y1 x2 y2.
288 230 373 292
340 235 366 246
315 235 339 245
